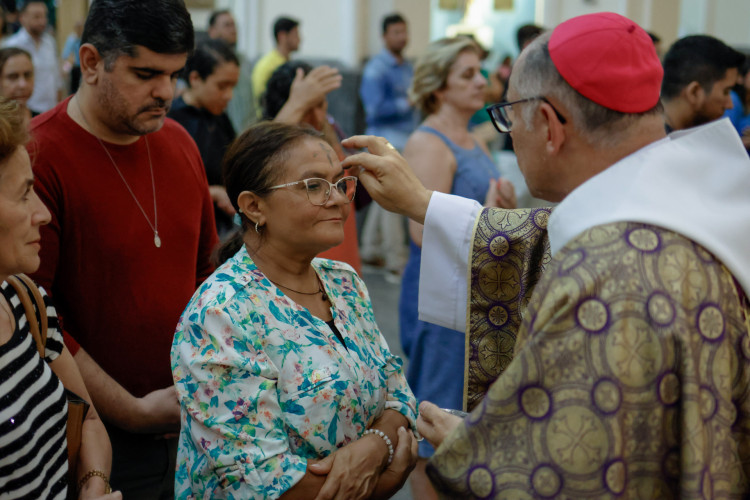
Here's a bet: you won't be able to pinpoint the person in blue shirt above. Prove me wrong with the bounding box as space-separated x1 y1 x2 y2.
61 20 82 92
723 56 750 151
358 13 416 278
359 13 417 150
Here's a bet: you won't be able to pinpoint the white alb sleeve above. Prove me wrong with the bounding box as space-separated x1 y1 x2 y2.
418 192 482 332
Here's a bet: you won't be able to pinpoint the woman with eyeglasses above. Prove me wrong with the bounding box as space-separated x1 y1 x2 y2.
171 122 418 499
398 36 517 499
262 60 362 273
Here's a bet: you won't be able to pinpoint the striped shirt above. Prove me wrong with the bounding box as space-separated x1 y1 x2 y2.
0 280 68 499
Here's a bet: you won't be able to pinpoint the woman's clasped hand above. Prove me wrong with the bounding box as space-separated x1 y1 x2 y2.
308 426 419 500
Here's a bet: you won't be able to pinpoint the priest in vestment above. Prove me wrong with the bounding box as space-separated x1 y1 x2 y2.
342 12 750 499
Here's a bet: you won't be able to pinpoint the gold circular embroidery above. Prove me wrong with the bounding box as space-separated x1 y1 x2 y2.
593 379 621 414
647 293 675 326
605 319 662 387
534 210 550 228
698 305 724 340
520 386 551 419
627 228 659 251
478 262 521 302
658 246 707 309
546 406 608 474
658 372 680 406
530 465 561 497
604 460 626 494
467 466 494 498
488 305 509 327
489 234 510 257
477 332 514 377
576 299 608 332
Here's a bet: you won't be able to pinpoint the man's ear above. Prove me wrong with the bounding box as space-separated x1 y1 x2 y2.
539 102 566 155
79 43 103 85
187 70 202 88
237 191 264 226
683 80 705 109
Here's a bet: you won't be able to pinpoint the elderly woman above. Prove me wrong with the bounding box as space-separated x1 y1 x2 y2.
0 47 34 126
398 36 516 499
0 98 119 498
171 122 418 499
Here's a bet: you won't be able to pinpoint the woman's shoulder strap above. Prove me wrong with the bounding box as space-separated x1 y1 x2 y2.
5 274 48 356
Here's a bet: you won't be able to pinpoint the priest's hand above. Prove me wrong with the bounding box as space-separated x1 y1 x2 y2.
341 135 433 224
416 401 462 450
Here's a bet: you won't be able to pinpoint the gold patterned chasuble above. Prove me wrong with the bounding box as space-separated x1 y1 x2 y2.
428 209 750 499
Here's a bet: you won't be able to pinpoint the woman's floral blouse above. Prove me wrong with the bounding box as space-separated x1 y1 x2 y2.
171 246 417 499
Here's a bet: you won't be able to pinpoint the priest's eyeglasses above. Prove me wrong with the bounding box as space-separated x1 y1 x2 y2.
268 176 358 205
486 96 567 133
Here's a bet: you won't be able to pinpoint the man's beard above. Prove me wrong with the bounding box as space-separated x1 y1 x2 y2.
98 76 170 136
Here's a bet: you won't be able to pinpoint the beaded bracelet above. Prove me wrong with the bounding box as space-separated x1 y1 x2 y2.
363 428 394 465
78 469 112 495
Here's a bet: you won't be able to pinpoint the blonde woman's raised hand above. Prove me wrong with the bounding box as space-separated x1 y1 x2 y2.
276 66 342 124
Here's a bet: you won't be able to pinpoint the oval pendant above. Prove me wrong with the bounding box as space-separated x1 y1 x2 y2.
154 233 162 248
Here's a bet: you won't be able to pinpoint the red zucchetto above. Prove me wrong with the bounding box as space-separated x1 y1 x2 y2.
549 12 663 113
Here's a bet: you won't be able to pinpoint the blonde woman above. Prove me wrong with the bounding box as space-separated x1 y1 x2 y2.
398 37 516 499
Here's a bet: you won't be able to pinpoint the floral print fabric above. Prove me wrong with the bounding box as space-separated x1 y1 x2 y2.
171 246 417 499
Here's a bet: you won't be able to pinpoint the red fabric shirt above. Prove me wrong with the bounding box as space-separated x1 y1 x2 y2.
30 98 219 397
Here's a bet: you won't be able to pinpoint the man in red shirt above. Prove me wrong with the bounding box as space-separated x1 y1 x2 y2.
29 0 218 497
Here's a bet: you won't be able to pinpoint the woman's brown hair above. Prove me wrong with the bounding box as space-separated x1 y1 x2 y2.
214 121 322 265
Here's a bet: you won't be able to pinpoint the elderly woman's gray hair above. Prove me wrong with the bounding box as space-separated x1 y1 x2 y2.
409 36 481 116
0 98 27 165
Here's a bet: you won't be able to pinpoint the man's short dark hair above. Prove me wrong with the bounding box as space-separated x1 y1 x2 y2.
661 35 745 100
382 13 406 35
184 39 238 83
20 0 46 13
208 9 231 30
516 24 543 51
273 16 298 43
81 0 194 70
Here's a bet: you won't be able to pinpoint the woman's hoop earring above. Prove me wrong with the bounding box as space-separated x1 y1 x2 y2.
255 221 260 234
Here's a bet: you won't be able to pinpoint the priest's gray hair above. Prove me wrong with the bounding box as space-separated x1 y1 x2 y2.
514 33 661 147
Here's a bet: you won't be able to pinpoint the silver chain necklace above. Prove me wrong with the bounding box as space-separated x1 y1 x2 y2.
75 96 161 248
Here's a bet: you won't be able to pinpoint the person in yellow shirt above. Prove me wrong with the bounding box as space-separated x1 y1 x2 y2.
251 16 299 114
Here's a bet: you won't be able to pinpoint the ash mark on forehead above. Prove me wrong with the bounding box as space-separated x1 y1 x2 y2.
319 141 334 167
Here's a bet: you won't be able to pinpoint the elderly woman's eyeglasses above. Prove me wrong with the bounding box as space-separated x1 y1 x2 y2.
268 176 358 206
486 96 567 133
